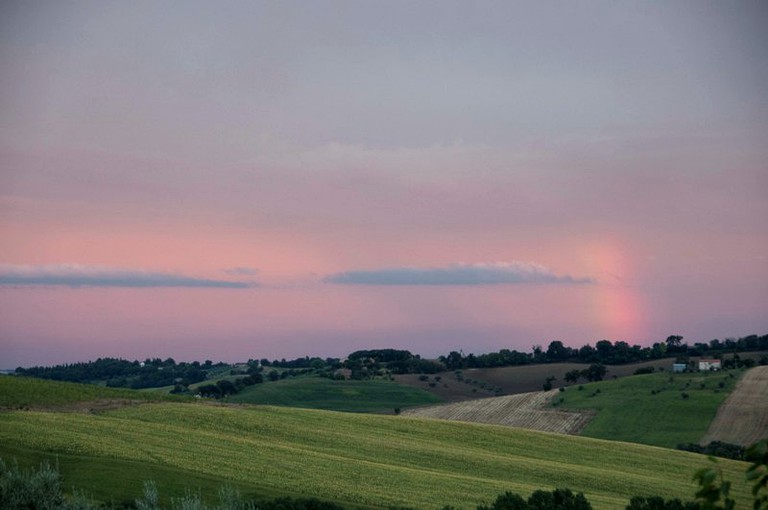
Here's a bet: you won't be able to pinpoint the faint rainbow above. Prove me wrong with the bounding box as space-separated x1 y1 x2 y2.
582 238 649 343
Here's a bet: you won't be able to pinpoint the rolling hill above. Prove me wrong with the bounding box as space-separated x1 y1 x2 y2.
400 369 761 450
0 375 754 510
225 376 442 412
402 391 592 434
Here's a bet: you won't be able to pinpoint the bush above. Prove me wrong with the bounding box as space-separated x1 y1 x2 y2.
677 442 745 461
0 459 97 510
479 488 591 510
626 496 699 510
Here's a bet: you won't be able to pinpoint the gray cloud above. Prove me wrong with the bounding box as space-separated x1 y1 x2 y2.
224 267 259 276
324 262 593 286
0 264 254 288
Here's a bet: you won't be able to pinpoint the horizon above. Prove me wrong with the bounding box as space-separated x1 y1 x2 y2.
2 2 767 369
7 332 766 371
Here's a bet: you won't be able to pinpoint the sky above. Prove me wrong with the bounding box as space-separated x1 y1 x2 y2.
1 1 767 368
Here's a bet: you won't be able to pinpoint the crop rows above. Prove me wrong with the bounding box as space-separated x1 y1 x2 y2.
0 402 753 510
402 392 593 434
701 366 768 446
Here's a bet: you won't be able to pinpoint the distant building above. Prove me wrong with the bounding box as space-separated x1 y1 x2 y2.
672 363 687 373
698 359 722 371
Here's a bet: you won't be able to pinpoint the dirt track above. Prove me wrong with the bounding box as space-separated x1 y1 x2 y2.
401 391 594 434
700 366 768 446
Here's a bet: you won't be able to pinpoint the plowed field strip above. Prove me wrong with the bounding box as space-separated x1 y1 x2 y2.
402 391 594 434
701 366 768 446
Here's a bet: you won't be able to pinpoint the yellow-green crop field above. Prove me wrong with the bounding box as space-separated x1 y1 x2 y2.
0 402 752 510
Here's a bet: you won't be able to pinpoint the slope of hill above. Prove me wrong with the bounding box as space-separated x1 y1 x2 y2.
557 370 742 448
402 370 755 450
0 399 752 510
701 366 768 446
402 391 593 434
395 361 672 401
225 376 442 412
0 374 185 409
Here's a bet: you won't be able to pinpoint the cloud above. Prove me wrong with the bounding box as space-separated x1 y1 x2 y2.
324 262 594 286
224 267 259 276
0 264 254 288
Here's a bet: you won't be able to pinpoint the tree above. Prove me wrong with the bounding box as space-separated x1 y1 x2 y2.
478 488 591 510
528 489 591 510
626 496 698 510
666 336 684 352
478 491 529 510
546 341 571 361
564 370 581 384
581 363 607 382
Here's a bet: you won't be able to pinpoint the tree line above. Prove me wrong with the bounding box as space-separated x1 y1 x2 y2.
438 333 768 370
13 333 768 389
15 357 214 389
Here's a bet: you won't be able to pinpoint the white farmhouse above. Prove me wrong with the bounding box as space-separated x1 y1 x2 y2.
698 359 722 371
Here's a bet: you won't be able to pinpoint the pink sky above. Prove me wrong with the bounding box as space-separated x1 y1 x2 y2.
1 1 767 367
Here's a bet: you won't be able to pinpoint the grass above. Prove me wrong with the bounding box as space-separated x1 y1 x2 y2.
0 443 270 509
0 375 186 408
555 370 743 448
225 376 442 412
0 402 753 510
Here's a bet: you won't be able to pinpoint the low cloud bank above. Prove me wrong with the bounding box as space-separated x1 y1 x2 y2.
0 264 254 288
325 262 593 286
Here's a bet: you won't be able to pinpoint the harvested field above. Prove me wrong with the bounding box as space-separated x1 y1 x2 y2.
395 360 671 401
402 391 594 434
395 353 768 401
700 365 768 446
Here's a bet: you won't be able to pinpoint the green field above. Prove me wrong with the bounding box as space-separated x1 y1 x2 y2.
0 375 185 408
557 370 742 448
0 400 753 510
225 376 442 412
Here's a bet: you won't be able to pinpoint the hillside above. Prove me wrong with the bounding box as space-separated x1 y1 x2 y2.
701 366 768 446
0 375 185 409
225 376 442 412
401 369 754 450
395 361 672 401
395 353 768 401
402 391 593 434
0 396 753 510
557 370 742 448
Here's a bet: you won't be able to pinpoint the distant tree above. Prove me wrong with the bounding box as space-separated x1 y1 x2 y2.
581 364 607 382
666 336 684 353
578 344 596 362
546 341 571 361
564 370 581 384
595 340 614 361
268 370 280 382
197 384 221 398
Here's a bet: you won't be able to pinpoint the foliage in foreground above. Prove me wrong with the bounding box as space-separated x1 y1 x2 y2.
475 488 592 510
